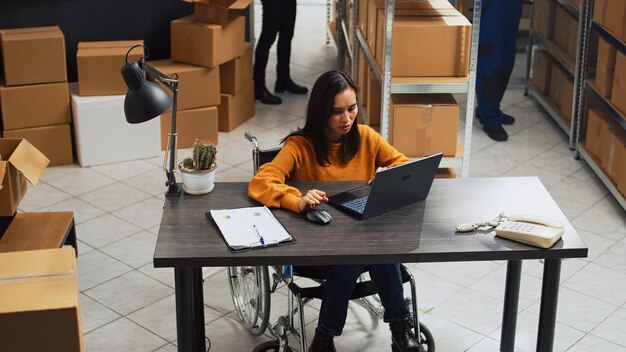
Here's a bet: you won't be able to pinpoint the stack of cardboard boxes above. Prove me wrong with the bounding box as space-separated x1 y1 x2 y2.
72 40 162 166
170 0 255 141
0 26 73 166
352 0 467 164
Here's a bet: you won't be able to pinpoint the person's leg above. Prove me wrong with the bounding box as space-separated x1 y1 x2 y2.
476 0 508 140
499 0 524 116
274 0 308 94
253 0 282 104
315 264 364 336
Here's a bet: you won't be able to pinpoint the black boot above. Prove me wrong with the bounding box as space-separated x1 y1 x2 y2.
390 317 421 352
308 328 336 352
275 79 308 94
255 85 282 105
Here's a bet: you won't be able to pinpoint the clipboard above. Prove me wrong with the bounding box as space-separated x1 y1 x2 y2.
206 206 296 252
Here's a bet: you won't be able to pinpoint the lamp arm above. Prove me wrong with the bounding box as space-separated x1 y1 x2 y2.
141 62 179 90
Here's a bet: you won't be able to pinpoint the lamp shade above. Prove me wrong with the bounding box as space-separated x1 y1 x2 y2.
121 62 172 124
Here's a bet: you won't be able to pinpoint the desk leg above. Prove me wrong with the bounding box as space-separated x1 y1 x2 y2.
536 259 561 352
500 260 521 352
174 267 206 352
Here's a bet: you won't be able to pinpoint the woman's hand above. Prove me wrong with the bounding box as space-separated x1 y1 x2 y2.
368 167 388 185
299 189 329 212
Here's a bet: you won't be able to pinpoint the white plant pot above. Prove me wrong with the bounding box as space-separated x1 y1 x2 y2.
179 164 216 195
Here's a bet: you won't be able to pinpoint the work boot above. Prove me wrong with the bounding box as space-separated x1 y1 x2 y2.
275 79 308 94
308 328 336 352
501 113 516 125
390 316 421 352
482 124 508 141
255 85 282 105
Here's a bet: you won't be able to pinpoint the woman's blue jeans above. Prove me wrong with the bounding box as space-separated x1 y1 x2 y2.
305 264 409 337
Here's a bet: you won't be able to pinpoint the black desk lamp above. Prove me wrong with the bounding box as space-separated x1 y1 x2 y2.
121 44 181 197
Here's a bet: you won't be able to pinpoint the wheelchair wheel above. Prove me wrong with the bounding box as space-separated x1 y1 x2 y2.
228 266 271 336
418 322 435 352
251 340 292 352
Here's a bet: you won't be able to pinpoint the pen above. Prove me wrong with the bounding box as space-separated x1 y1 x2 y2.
253 225 265 245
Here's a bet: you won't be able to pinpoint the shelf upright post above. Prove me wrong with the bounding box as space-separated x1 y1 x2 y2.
379 0 395 141
524 0 537 96
573 0 594 153
461 0 482 178
337 0 345 69
351 0 359 80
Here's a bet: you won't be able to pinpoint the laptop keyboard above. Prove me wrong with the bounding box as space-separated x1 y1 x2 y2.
342 196 368 214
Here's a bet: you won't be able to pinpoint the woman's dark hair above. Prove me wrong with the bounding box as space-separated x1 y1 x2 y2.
282 70 361 166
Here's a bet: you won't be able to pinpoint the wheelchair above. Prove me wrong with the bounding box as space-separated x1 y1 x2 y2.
226 133 435 352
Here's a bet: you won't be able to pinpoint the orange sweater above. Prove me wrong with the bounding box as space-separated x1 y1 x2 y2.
248 125 410 213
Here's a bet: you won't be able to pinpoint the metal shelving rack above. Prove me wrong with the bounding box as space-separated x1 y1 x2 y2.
332 0 482 178
524 0 582 148
574 0 626 210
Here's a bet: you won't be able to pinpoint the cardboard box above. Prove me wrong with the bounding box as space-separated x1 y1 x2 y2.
161 106 219 149
567 17 579 62
218 80 254 131
596 37 617 98
3 125 73 166
611 133 626 190
605 0 626 39
600 126 626 182
0 248 83 352
0 139 49 216
584 107 610 160
171 15 245 68
0 26 67 86
76 40 143 96
389 94 459 157
148 59 221 111
435 167 457 179
219 42 253 94
359 0 368 40
532 0 555 39
561 75 574 123
193 0 252 26
0 82 71 131
549 65 565 112
70 85 160 167
375 13 471 77
553 5 570 52
531 49 552 94
610 52 626 116
366 69 381 125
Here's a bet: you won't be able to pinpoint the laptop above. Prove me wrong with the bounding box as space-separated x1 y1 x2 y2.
328 153 443 219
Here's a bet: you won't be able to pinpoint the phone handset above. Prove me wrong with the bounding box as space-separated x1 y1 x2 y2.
495 213 564 248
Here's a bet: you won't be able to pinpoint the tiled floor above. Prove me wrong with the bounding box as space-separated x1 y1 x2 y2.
18 2 626 351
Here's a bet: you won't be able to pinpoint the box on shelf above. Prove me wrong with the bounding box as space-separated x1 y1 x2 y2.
171 15 245 68
600 125 626 183
532 0 555 40
3 124 73 166
359 0 368 40
218 80 254 131
358 49 368 106
553 5 570 53
70 85 160 167
610 52 626 116
0 82 71 131
596 37 617 98
593 0 609 30
531 49 552 94
148 59 220 111
0 26 67 86
584 107 610 160
389 94 459 157
435 167 457 179
604 0 625 40
161 106 219 149
617 140 626 196
76 40 143 96
219 42 253 94
0 248 83 352
567 17 579 62
366 69 381 126
549 65 565 112
0 138 49 216
561 75 575 123
193 0 252 26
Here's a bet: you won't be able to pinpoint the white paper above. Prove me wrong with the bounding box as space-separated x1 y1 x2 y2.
210 206 293 250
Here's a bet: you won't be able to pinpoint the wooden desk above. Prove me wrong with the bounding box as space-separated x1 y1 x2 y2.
155 177 587 352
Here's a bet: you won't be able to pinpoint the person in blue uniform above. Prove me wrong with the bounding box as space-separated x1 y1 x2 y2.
475 0 523 141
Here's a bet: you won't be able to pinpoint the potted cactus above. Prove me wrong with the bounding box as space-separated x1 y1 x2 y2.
178 139 217 195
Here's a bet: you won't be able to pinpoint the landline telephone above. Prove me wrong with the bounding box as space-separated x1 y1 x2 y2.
456 213 565 249
495 214 564 249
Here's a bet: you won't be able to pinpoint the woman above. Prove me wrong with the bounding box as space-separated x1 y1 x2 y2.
248 71 420 352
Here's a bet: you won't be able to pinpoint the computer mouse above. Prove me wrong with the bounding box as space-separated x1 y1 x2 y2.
306 209 332 224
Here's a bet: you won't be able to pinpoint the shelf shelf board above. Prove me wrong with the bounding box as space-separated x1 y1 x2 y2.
527 84 572 136
577 146 626 211
555 0 580 18
532 34 576 76
591 22 626 55
585 80 626 129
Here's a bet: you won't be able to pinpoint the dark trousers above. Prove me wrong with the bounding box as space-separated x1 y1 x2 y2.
301 264 409 337
253 0 297 88
476 0 523 126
